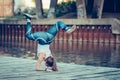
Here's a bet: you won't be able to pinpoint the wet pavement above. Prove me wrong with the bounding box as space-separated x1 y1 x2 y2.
0 56 120 80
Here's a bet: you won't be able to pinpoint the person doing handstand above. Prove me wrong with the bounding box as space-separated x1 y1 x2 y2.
23 13 76 71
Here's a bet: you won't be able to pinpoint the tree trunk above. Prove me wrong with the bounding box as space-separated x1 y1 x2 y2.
92 0 104 19
12 0 14 16
76 0 87 18
47 0 58 18
35 0 43 19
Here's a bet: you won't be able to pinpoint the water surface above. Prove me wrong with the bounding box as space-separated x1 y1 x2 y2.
52 41 120 68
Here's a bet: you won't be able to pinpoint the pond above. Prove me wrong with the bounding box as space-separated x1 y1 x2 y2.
0 41 120 68
52 41 120 68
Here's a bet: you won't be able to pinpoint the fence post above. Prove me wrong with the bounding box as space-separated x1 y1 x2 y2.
113 34 116 44
0 24 2 46
116 34 120 44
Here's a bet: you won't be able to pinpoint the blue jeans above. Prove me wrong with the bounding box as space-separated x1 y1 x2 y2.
26 21 70 45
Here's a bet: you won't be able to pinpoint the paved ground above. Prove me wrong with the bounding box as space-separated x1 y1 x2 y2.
0 56 120 80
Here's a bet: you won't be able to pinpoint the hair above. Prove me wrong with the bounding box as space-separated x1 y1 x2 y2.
45 56 58 71
45 56 54 67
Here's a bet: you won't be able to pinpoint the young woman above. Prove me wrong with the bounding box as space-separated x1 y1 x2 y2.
24 13 76 71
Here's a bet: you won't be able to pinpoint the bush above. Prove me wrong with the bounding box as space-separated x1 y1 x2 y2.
14 7 36 16
23 7 36 15
55 1 76 17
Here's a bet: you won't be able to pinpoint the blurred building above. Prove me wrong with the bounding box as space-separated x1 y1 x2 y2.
0 0 14 17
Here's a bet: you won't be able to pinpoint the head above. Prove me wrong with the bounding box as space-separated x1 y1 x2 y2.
45 56 58 71
45 56 54 67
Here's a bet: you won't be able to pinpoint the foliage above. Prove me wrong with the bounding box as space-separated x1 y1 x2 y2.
14 7 36 16
2 0 77 20
0 15 24 20
55 1 76 17
3 7 37 20
23 7 36 15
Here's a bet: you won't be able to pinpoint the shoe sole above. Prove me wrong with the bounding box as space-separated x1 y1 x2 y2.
67 25 76 34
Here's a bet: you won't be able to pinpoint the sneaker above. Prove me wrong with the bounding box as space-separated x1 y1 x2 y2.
66 25 76 34
23 13 33 20
45 67 52 72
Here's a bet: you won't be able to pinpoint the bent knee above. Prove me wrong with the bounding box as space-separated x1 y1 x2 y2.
56 21 63 24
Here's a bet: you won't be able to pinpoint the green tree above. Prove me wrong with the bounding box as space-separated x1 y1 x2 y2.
55 1 76 17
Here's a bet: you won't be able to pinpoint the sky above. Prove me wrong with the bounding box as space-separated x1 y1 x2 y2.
14 0 63 10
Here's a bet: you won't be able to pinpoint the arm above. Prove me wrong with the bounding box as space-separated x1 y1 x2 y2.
36 53 45 71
